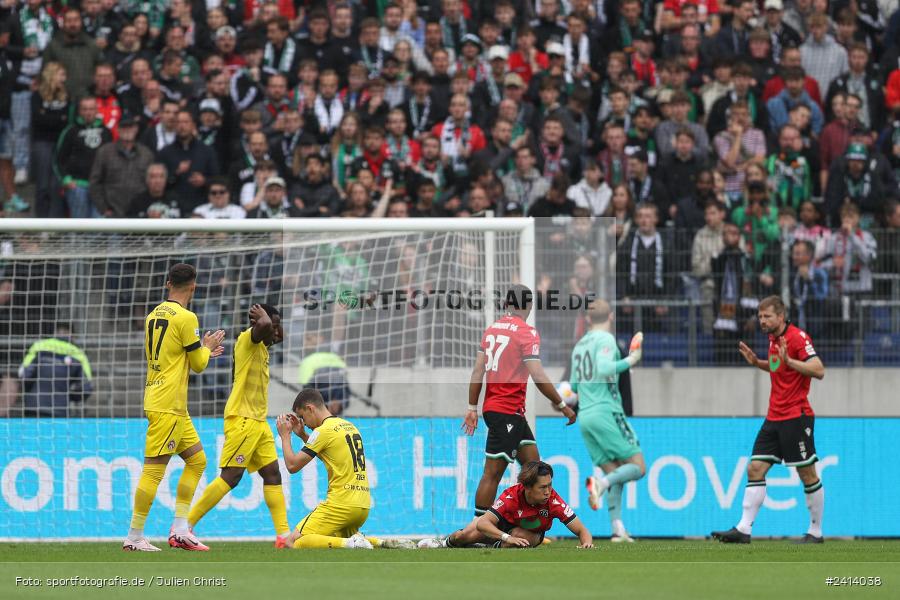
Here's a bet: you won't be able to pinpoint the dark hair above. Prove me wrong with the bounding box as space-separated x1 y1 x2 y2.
782 66 805 82
167 263 197 287
364 125 385 137
732 62 754 78
411 71 432 85
759 295 787 315
205 68 224 82
504 284 533 312
518 461 554 487
550 172 571 192
539 76 562 91
675 127 695 142
704 199 725 212
162 49 183 67
207 176 229 191
747 180 768 195
793 239 815 256
293 388 326 411
268 16 290 32
254 303 280 321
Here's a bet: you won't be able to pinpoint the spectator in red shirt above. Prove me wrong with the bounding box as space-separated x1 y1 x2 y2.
92 63 121 141
630 30 658 87
431 93 486 178
243 0 294 24
507 27 548 86
818 92 861 191
762 46 822 109
662 0 721 37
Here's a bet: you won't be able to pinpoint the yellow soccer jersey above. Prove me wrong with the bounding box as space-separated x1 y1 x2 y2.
224 328 270 421
143 300 208 416
301 417 371 508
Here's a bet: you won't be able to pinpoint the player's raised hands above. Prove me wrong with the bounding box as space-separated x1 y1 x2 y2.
738 341 758 366
275 414 294 436
203 329 226 357
462 409 478 436
249 303 268 323
778 337 790 366
286 413 306 436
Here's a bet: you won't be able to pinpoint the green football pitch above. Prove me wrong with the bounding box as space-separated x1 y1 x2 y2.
1 540 898 600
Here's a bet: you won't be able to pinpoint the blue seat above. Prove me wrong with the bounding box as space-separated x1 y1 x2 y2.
862 334 900 366
640 333 690 365
818 343 856 366
695 333 715 365
869 307 892 334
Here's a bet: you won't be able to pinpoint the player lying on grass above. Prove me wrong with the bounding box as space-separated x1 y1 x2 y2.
187 304 291 548
124 263 225 552
419 461 593 548
276 389 414 549
464 284 576 520
712 295 827 544
571 300 646 543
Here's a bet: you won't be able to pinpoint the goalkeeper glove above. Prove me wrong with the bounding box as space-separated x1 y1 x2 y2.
624 332 644 367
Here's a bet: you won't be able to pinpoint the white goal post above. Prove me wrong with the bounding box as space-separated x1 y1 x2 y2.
1 217 562 540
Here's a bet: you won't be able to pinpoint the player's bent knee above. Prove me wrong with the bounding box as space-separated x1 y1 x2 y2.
796 464 819 483
747 460 771 479
220 467 244 488
508 527 542 547
259 461 282 485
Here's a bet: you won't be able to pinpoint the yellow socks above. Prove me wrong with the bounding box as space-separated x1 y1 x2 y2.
129 463 166 536
174 451 206 529
263 484 290 536
188 476 231 529
293 534 351 549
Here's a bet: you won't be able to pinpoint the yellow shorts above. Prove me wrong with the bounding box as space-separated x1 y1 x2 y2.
144 411 200 458
219 416 278 473
294 502 369 539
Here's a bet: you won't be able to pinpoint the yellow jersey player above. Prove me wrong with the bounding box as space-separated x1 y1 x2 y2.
276 389 413 549
187 304 291 547
123 263 225 552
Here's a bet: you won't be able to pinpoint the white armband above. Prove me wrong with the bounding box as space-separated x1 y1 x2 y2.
501 533 510 542
467 405 478 412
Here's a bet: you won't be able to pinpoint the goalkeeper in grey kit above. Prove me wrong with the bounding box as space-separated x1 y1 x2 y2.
569 300 646 542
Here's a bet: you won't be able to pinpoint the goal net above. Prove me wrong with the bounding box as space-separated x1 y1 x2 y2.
0 217 614 539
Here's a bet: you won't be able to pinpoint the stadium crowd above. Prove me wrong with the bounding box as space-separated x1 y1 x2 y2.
0 0 899 366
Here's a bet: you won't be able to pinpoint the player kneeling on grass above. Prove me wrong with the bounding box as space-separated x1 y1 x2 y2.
187 304 291 548
276 389 414 550
572 300 646 543
419 461 593 549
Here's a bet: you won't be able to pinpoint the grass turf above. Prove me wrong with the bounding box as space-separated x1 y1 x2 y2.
1 540 898 599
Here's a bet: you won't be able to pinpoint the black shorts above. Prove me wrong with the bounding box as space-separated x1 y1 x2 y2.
751 415 818 467
483 411 536 464
494 516 545 546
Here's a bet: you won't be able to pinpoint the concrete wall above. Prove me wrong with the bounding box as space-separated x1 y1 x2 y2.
268 367 900 417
